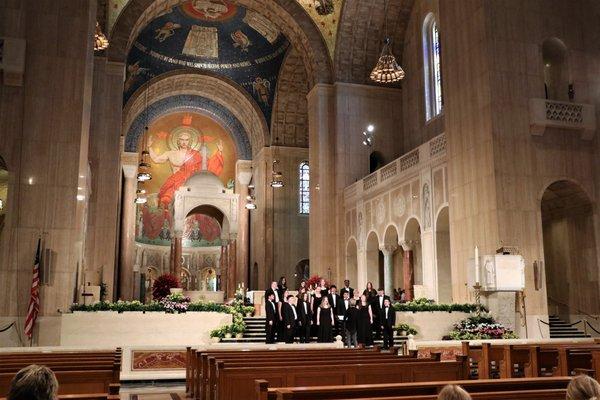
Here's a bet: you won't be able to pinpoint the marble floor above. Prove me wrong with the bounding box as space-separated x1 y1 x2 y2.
119 383 186 400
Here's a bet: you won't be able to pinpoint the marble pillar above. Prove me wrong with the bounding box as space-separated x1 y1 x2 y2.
174 234 182 280
119 162 137 300
228 239 237 299
236 160 252 287
380 245 398 297
402 243 414 301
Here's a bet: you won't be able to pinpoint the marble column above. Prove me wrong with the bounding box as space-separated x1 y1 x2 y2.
119 162 137 300
236 160 252 288
228 238 237 299
401 242 415 301
380 245 398 297
173 234 183 280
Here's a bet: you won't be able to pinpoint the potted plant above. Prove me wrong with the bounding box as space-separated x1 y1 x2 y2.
394 323 418 337
209 327 224 343
224 326 233 339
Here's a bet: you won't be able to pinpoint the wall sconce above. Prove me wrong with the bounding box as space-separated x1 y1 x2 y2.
270 160 284 188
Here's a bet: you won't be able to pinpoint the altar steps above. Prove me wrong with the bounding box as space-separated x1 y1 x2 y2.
549 315 591 338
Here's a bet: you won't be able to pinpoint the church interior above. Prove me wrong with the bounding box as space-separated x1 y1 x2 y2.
1 0 600 398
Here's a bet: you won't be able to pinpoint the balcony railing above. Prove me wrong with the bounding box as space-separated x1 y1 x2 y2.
529 98 596 140
350 133 447 199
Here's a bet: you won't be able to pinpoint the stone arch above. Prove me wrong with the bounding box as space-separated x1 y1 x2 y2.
541 37 570 101
540 180 599 319
123 70 267 155
404 217 422 291
382 224 402 297
270 46 310 147
108 0 332 87
335 0 414 84
345 237 358 290
185 204 230 240
366 230 382 289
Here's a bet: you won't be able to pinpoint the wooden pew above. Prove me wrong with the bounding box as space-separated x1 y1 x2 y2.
189 347 395 400
207 354 439 400
332 389 566 400
215 356 468 400
462 342 600 379
255 376 571 400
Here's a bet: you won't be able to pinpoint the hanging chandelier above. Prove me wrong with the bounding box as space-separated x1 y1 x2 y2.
135 183 147 204
370 38 405 83
94 22 109 52
370 0 405 84
270 160 284 188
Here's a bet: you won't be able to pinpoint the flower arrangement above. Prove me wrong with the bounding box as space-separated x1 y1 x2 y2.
305 275 329 288
160 293 191 313
447 313 518 340
152 273 180 300
394 322 418 336
392 297 486 314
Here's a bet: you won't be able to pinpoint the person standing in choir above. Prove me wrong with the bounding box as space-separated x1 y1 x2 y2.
328 285 341 335
316 297 334 342
277 276 288 300
318 278 329 296
357 294 373 348
265 292 277 344
343 298 358 347
265 281 282 342
311 287 323 338
340 279 354 299
297 292 312 343
379 298 396 349
363 281 377 303
372 288 390 340
298 279 307 295
283 294 298 343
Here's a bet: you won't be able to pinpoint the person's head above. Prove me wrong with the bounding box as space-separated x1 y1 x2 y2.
7 365 58 400
267 293 275 302
567 374 600 400
344 279 350 288
437 385 472 400
321 297 330 307
270 281 278 290
286 294 294 302
349 298 356 307
278 276 286 286
330 285 337 294
343 291 349 300
360 294 367 304
283 290 289 300
299 287 306 295
300 292 309 302
378 288 385 296
177 132 191 149
366 282 373 291
300 280 306 288
319 278 326 287
384 298 391 307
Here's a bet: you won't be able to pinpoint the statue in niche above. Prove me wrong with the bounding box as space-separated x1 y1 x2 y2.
485 258 496 289
148 122 224 208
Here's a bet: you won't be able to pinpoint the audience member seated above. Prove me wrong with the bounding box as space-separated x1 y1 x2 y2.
567 374 600 400
7 365 58 400
437 384 472 400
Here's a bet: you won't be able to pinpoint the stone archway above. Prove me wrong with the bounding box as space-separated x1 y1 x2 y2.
108 0 332 87
123 71 268 156
541 180 599 320
403 217 421 300
366 231 382 290
345 238 358 290
382 224 401 297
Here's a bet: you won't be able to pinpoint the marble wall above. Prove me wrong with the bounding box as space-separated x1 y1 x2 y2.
0 0 97 339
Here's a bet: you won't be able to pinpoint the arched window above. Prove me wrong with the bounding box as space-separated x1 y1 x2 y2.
298 161 310 214
423 13 443 121
542 37 570 101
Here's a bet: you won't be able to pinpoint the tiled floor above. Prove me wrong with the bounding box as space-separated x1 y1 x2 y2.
119 383 186 400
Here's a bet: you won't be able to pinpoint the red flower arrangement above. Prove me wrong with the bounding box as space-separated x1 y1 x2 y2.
305 275 329 288
152 273 181 300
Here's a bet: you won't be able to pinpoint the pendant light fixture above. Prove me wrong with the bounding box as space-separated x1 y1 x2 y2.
137 86 152 183
94 22 109 52
370 0 405 83
270 138 284 188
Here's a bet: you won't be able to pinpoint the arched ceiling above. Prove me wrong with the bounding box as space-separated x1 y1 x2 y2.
124 70 269 155
108 0 332 88
335 0 414 85
122 0 290 123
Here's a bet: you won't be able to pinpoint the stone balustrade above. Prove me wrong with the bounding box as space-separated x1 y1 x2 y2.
529 98 596 140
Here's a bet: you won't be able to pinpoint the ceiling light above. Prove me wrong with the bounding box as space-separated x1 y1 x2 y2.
367 124 375 132
245 202 257 210
137 172 152 182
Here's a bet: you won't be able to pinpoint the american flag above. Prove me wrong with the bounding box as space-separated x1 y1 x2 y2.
24 238 41 339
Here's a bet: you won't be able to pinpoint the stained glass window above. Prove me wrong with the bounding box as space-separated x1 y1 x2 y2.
423 14 443 121
298 161 310 214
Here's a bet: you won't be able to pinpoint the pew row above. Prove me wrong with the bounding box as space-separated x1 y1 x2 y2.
255 376 572 400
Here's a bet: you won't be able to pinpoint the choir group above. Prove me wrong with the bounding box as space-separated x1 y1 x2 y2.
263 277 396 348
